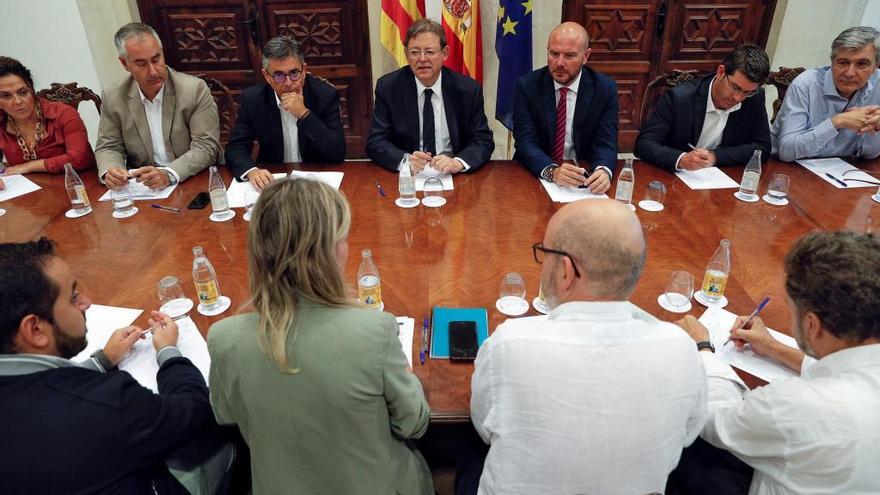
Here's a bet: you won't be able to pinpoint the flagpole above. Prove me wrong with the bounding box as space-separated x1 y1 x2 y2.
506 130 513 160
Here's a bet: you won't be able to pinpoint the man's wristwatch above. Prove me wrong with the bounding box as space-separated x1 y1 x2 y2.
696 341 715 353
164 170 178 185
541 165 558 183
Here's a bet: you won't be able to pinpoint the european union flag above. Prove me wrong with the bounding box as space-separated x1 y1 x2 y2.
495 0 533 130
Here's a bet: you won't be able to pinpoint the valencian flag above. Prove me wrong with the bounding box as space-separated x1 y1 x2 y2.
381 0 426 66
495 0 532 129
440 0 483 84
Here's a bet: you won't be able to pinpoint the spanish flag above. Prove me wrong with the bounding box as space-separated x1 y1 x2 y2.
441 0 483 84
380 0 425 67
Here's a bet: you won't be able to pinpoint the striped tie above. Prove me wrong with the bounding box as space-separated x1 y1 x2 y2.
553 87 568 164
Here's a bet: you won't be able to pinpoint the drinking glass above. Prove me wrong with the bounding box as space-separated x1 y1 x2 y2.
421 177 446 207
763 173 790 205
638 180 666 212
498 272 528 315
662 270 694 312
110 185 137 218
243 190 259 221
157 276 192 318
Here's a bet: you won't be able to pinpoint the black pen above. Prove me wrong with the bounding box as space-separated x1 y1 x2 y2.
825 173 847 188
375 180 387 197
151 204 181 213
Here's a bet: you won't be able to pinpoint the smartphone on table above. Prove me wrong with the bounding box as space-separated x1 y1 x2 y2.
449 321 478 362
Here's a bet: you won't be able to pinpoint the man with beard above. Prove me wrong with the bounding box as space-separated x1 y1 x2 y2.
0 238 215 494
467 199 707 494
671 231 880 495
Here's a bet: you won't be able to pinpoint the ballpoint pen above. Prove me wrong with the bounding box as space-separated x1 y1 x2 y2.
726 296 770 346
420 317 429 365
151 204 181 213
375 180 387 197
825 173 848 188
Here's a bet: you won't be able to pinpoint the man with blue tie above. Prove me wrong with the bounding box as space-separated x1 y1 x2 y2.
513 22 618 193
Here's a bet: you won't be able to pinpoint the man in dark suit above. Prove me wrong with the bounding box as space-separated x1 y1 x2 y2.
367 18 494 174
225 35 345 190
0 238 217 494
514 22 618 194
634 44 771 171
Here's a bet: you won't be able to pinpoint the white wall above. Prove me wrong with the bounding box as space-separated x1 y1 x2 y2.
862 0 880 26
0 0 102 147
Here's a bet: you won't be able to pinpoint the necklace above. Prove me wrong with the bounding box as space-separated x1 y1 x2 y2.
9 102 45 161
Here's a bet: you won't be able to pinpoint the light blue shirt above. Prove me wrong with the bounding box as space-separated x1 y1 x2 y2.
771 66 880 161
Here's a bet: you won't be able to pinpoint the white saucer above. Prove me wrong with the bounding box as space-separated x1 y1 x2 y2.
0 208 6 216
638 200 664 212
197 295 231 316
657 293 693 313
112 206 139 218
626 203 636 211
243 209 253 222
421 197 447 208
210 210 236 222
65 207 92 218
733 191 759 203
694 290 729 308
532 297 550 315
395 198 419 209
762 194 789 206
496 296 529 316
160 298 194 319
872 193 880 204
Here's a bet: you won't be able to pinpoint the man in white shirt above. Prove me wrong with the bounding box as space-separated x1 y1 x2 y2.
634 44 772 171
97 23 220 190
673 230 880 495
467 199 707 495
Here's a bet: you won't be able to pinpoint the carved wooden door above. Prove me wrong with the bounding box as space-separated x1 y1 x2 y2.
563 0 777 151
137 0 373 157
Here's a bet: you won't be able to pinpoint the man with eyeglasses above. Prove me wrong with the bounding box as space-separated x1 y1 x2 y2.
367 18 494 174
634 43 771 172
225 35 345 190
772 26 880 162
466 199 707 495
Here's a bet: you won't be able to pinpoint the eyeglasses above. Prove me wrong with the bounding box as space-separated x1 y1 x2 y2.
270 70 303 83
532 243 581 278
724 74 758 98
407 49 442 59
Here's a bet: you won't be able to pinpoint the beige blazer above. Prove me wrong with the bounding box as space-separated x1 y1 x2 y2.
95 68 220 182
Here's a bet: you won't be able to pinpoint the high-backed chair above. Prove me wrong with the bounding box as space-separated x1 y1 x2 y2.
639 70 701 124
768 66 805 122
195 75 237 145
37 82 102 114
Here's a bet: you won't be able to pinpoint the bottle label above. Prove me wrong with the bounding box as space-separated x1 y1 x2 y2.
701 270 729 298
75 185 90 207
195 280 220 306
358 276 382 309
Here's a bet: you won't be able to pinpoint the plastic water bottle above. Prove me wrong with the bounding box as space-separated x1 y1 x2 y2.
64 163 92 215
357 249 383 310
701 239 731 303
397 154 418 207
192 246 221 310
208 166 230 215
614 158 635 207
738 150 762 198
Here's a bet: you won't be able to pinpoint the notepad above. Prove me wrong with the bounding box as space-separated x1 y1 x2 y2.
0 174 41 202
675 167 740 190
430 307 489 358
226 173 288 208
98 180 177 201
539 179 608 202
796 157 877 189
396 316 415 367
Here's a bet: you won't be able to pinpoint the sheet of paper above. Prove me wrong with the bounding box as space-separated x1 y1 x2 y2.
796 157 877 189
675 167 740 190
396 317 415 368
698 306 799 382
73 304 210 393
226 173 287 208
0 174 41 202
539 179 607 202
98 180 177 201
414 169 454 191
289 170 344 190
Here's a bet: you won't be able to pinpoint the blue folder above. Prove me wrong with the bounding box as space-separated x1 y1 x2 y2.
430 307 489 358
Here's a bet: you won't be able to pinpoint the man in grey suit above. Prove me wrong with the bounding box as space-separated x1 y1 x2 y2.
96 23 220 189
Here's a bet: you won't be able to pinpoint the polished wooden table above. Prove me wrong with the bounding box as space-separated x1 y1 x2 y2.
3 158 879 422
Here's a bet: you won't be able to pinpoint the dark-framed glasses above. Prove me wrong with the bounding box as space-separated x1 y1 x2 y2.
724 74 758 98
532 243 581 278
270 70 303 83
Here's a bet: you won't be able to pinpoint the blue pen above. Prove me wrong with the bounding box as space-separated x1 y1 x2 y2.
727 297 770 345
420 317 429 365
825 172 847 188
375 180 387 197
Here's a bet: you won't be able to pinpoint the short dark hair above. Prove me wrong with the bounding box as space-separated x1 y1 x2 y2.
723 43 770 84
261 35 305 69
0 56 35 90
0 238 59 354
404 18 447 49
785 231 880 342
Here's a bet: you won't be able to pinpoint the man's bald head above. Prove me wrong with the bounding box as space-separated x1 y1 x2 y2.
547 22 591 86
546 199 646 300
549 22 589 51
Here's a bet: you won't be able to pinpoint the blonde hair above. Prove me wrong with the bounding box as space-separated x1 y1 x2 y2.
247 178 353 372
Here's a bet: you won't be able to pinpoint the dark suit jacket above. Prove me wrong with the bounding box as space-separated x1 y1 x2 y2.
634 75 771 171
0 356 213 494
225 74 345 179
513 66 619 177
366 66 494 172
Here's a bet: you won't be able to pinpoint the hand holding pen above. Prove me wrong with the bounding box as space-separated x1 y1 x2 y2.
726 297 770 349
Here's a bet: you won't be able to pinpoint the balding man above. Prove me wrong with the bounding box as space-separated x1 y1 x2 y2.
513 22 618 193
467 200 707 494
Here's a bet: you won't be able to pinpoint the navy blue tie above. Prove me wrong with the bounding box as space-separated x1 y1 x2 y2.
423 89 436 155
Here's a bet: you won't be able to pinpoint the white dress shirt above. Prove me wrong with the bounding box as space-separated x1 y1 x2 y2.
409 73 469 171
550 73 611 178
700 343 880 495
675 76 742 170
276 93 303 164
137 85 180 183
471 301 707 495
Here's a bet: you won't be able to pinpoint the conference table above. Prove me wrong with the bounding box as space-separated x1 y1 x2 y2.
3 157 879 423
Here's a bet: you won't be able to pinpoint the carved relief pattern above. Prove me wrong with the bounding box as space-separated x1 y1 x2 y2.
681 7 744 52
585 7 649 55
274 9 344 59
170 13 241 64
333 81 353 132
613 78 640 126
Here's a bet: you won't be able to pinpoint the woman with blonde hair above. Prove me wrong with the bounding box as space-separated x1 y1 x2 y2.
208 178 432 494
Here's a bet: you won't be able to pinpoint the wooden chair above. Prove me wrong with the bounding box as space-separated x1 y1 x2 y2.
768 66 805 122
195 75 237 143
639 69 701 123
37 82 101 114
